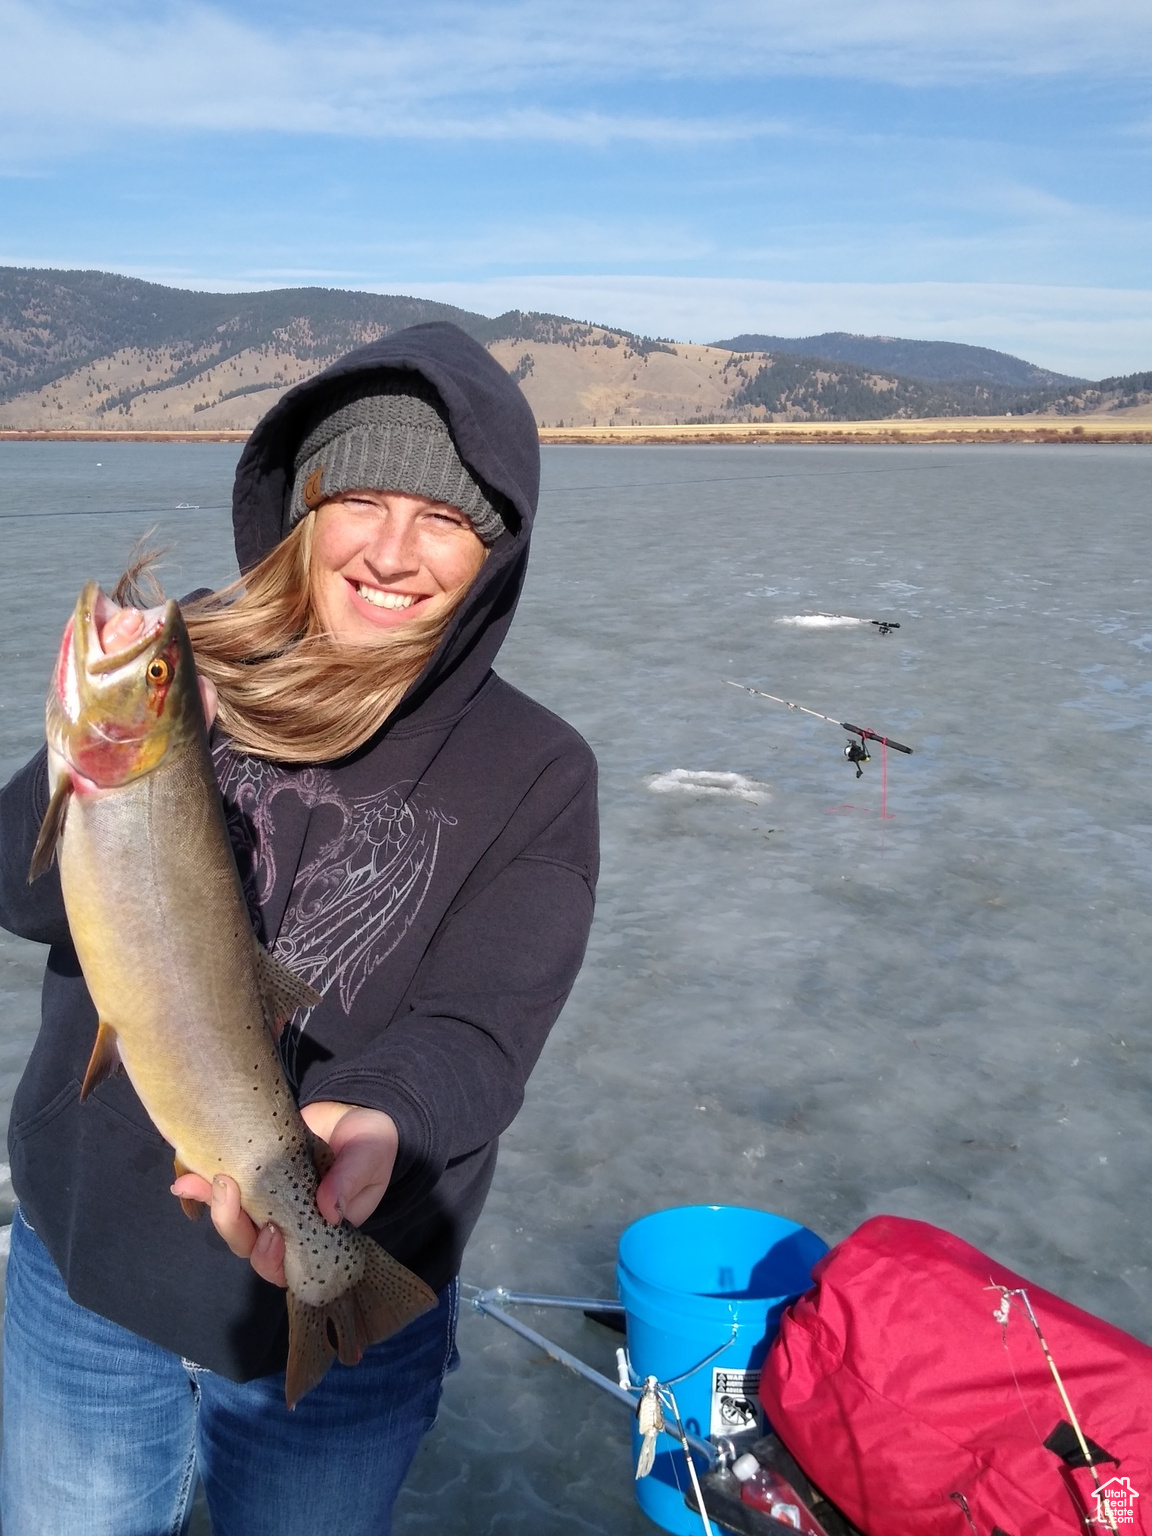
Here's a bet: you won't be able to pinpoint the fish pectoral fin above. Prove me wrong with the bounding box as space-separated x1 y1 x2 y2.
283 1240 437 1409
28 774 73 882
80 1019 123 1100
172 1156 204 1222
252 941 322 1040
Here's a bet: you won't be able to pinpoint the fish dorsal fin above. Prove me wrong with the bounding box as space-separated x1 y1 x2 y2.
28 774 73 882
252 940 321 1041
80 1019 123 1100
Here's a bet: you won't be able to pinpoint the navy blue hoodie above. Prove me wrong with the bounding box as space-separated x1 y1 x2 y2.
0 324 599 1380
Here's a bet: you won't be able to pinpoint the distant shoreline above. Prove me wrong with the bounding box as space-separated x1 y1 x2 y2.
2 420 1150 447
537 418 1152 445
0 430 250 443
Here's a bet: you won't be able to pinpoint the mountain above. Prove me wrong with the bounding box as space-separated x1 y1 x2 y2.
0 269 765 430
711 331 1079 389
0 269 492 401
0 268 492 406
0 267 1144 431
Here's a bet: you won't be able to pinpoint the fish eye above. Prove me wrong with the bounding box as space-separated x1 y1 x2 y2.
146 657 170 685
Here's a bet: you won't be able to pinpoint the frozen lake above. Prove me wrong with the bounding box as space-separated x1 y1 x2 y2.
0 440 1150 1533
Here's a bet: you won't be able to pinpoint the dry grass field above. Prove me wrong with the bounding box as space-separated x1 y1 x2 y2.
5 414 1150 446
535 413 1152 444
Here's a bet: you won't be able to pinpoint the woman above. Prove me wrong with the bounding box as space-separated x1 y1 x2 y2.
0 323 599 1534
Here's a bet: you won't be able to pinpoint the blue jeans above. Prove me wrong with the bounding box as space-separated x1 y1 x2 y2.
0 1209 458 1536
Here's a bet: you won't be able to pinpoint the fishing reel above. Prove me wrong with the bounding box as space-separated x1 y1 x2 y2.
843 737 870 778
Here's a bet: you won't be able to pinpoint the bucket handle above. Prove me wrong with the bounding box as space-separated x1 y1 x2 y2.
622 1320 738 1390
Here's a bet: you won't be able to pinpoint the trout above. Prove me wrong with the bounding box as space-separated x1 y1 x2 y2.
30 582 436 1405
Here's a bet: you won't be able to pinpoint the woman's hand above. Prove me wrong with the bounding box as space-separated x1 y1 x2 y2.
169 1103 400 1288
100 605 218 726
298 1102 401 1227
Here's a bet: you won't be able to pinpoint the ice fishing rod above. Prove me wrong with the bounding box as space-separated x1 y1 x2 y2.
724 680 913 779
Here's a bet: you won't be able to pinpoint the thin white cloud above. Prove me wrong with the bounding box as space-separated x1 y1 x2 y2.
1 0 1150 160
954 181 1088 222
314 0 1152 86
0 0 787 154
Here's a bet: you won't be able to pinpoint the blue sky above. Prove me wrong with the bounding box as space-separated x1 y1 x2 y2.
2 0 1151 375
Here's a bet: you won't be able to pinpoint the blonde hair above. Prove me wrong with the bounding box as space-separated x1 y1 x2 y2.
173 515 470 762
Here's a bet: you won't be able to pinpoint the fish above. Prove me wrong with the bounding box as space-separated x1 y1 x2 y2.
30 582 437 1405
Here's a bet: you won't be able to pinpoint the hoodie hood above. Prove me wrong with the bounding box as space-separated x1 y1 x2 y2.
230 322 540 732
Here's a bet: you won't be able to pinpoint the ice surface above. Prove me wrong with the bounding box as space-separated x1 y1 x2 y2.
1 441 1150 1534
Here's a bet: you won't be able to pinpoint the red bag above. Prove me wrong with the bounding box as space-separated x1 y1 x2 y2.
759 1215 1151 1536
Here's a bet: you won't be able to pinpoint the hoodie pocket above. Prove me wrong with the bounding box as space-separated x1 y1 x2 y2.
9 1078 80 1143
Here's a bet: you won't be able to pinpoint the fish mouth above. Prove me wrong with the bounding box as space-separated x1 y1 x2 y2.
78 581 179 678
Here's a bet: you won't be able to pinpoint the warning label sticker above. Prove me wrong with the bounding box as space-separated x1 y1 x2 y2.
710 1368 764 1438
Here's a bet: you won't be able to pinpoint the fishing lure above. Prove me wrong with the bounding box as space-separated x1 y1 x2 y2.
635 1376 666 1479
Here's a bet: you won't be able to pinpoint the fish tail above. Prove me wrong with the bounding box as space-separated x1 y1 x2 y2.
284 1239 438 1408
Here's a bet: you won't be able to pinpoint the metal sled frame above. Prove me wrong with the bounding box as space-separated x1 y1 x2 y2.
463 1284 718 1467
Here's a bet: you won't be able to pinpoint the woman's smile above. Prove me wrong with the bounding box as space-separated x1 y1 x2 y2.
352 584 419 611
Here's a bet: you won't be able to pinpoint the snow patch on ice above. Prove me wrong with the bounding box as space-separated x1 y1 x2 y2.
776 613 868 628
647 769 770 803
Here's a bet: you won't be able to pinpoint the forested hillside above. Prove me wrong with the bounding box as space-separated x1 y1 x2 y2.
0 269 487 404
729 353 1067 421
712 331 1078 388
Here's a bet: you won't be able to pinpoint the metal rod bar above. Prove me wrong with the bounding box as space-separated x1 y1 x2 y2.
473 1288 625 1312
472 1298 716 1466
473 1298 637 1408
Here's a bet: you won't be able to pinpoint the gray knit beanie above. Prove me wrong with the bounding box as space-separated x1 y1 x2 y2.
288 375 506 544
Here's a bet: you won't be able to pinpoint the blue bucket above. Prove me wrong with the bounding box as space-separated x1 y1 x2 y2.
617 1205 827 1536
